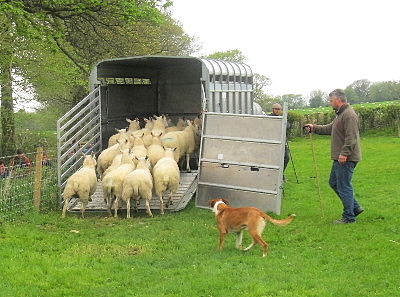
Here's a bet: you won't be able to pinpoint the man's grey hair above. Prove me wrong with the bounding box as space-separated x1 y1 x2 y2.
329 89 347 102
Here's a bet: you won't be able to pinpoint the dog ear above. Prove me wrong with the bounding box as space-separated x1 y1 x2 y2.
208 200 215 207
222 198 228 205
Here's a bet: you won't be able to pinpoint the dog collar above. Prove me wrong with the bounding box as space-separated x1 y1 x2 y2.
212 200 226 214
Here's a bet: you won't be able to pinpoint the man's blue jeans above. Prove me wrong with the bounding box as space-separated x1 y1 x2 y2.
329 161 361 222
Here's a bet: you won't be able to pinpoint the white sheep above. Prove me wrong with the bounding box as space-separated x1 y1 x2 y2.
130 134 148 165
122 156 153 218
108 118 140 147
102 149 136 217
165 117 187 133
131 129 153 148
97 138 130 178
161 120 199 172
152 147 180 215
143 117 154 130
129 117 154 148
151 114 168 136
108 128 126 147
61 153 97 218
101 153 122 180
147 132 165 168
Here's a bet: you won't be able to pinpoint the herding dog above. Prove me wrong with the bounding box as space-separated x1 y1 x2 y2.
209 198 296 257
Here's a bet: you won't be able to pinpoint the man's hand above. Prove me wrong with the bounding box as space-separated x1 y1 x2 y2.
338 154 347 164
303 124 313 133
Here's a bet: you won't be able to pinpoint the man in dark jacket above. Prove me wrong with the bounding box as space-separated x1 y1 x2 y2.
269 103 290 172
304 89 363 224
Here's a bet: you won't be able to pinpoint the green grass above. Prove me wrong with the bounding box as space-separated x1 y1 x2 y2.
1 135 399 297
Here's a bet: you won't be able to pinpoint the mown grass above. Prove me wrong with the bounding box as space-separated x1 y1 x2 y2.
0 134 399 297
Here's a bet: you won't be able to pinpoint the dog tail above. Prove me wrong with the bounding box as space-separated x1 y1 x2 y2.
264 214 296 226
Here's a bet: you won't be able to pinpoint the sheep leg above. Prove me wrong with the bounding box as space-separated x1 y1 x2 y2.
185 153 191 172
158 194 164 215
145 198 153 217
80 200 88 219
106 194 113 217
61 197 71 218
126 198 131 219
113 197 119 218
168 191 174 206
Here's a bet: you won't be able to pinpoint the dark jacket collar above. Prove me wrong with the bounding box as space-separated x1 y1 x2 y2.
336 103 349 115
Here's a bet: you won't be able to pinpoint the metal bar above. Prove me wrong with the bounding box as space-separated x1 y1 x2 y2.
59 100 100 142
58 88 100 122
202 134 281 144
199 158 279 169
197 181 277 195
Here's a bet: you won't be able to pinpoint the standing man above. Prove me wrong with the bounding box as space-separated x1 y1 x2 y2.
305 89 363 224
269 103 290 172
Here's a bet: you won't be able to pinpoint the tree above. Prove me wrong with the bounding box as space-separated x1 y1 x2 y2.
369 81 400 102
205 49 247 63
280 94 307 110
345 79 371 104
252 73 277 112
253 73 272 101
0 0 193 155
0 12 17 155
27 13 197 109
308 90 328 108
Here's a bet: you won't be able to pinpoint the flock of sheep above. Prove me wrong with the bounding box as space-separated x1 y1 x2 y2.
61 114 202 219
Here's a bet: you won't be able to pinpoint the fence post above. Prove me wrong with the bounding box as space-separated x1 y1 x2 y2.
33 147 44 212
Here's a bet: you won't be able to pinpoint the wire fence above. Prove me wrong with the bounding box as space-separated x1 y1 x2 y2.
0 148 59 223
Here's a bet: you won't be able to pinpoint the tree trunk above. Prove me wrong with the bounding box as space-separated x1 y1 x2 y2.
0 51 16 156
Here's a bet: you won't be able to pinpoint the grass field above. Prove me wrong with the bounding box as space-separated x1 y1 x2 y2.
0 134 399 297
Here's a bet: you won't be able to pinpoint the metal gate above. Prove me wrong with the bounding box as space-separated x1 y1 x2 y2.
57 87 102 198
196 111 287 214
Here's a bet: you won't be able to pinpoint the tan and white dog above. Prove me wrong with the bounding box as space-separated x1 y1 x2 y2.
209 198 296 257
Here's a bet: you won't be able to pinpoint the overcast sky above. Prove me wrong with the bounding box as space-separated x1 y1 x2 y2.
170 0 400 99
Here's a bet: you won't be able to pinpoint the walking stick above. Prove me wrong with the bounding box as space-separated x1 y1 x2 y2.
286 141 299 184
305 127 324 218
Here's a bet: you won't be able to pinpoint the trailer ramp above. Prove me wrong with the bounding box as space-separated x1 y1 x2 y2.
68 171 198 214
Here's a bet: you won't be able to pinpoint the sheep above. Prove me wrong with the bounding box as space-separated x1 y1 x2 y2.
152 147 180 215
130 134 148 165
101 153 123 180
131 129 152 148
143 117 154 130
147 132 165 168
159 132 180 163
108 118 140 147
129 117 154 148
121 156 153 218
151 114 168 136
108 128 126 147
126 117 141 131
161 120 199 172
102 149 136 217
61 153 97 218
193 114 202 128
177 117 188 129
97 138 131 178
165 117 187 133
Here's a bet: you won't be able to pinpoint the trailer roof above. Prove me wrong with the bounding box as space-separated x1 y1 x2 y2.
90 56 252 88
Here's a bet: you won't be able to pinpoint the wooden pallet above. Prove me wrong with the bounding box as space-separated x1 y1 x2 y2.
68 171 198 214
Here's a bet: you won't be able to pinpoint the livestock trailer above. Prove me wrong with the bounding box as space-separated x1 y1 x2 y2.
57 56 287 215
